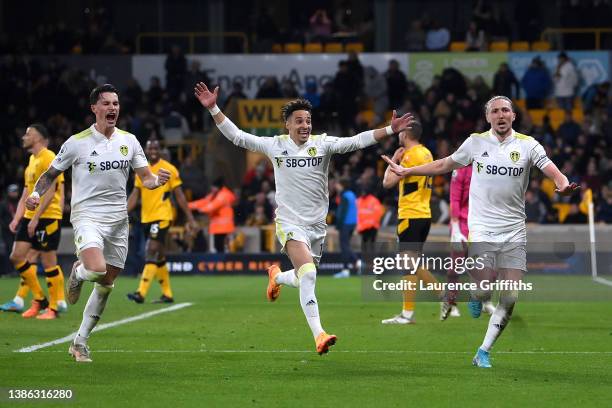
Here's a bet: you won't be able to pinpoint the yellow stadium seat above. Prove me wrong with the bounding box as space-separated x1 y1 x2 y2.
489 41 509 52
514 99 526 111
541 178 556 200
531 41 551 51
450 41 466 52
511 41 530 51
528 109 546 126
271 43 283 53
284 43 303 53
324 42 343 53
345 42 364 53
304 43 323 53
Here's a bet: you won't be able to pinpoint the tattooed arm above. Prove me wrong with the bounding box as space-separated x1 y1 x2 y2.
25 166 63 211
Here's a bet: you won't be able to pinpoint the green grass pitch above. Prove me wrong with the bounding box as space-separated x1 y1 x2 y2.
1 275 611 407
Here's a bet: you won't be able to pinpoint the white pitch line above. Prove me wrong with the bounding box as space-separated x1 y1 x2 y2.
15 302 193 353
29 349 612 355
593 276 612 287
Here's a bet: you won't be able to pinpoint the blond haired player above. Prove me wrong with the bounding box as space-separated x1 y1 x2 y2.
383 96 578 368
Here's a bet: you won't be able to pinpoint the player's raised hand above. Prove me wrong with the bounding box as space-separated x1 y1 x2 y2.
381 155 410 177
389 110 415 133
194 82 219 109
157 168 171 186
25 194 40 211
555 182 580 196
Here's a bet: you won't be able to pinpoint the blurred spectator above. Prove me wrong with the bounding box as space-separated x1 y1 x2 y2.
596 183 612 223
525 188 547 223
302 80 321 109
563 203 587 224
514 0 543 41
405 20 426 51
180 155 208 200
319 81 340 131
334 0 355 33
148 76 164 109
188 178 236 253
346 51 364 90
334 178 357 278
469 75 492 105
493 63 520 99
223 81 248 110
465 20 486 51
521 56 552 109
0 184 20 274
334 60 360 136
582 81 610 114
425 20 450 51
554 52 579 111
356 185 384 246
256 76 282 99
385 59 407 110
363 66 388 125
245 204 270 226
252 7 279 53
165 45 187 100
557 110 581 146
161 104 190 144
280 79 299 98
472 0 493 33
309 9 332 42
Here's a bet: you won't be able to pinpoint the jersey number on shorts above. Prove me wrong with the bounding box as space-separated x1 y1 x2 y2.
36 230 46 244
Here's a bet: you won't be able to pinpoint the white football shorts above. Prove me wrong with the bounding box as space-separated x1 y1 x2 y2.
275 220 327 265
468 227 527 272
73 218 129 269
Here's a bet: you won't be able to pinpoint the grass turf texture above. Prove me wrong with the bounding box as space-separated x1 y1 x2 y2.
1 275 611 407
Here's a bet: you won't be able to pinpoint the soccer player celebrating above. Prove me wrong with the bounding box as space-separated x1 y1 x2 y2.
383 96 578 367
194 82 415 354
25 84 170 362
126 138 198 304
381 121 443 324
1 124 67 319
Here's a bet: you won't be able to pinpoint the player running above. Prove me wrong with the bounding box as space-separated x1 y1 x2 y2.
194 82 415 354
383 96 578 367
25 84 170 362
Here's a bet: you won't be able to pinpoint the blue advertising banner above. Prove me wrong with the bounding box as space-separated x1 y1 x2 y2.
508 51 609 96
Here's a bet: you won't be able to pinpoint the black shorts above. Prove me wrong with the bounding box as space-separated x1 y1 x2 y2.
15 218 61 251
142 220 170 242
397 218 431 252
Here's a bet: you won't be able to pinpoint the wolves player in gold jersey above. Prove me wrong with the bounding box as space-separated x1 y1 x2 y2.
1 124 67 319
381 121 444 324
126 139 197 303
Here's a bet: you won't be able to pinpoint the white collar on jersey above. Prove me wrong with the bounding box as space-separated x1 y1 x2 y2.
91 124 116 141
489 128 515 144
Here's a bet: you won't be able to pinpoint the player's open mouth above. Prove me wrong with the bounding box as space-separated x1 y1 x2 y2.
106 113 117 121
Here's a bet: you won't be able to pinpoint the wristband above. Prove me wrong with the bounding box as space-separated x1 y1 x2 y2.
385 125 394 136
30 191 40 200
153 175 160 187
208 104 221 115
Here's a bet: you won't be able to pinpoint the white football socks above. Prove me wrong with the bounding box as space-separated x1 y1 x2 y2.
298 263 324 339
76 264 105 282
480 296 516 352
275 269 299 287
74 283 113 345
13 296 25 309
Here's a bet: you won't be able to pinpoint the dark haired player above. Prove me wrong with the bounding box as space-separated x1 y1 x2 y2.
194 82 415 354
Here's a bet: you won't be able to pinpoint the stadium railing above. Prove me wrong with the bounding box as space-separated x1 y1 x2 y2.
135 31 249 53
540 27 612 50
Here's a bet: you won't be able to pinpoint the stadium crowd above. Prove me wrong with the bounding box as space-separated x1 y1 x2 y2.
1 51 610 246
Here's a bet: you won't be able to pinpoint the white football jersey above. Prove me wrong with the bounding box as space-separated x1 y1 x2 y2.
450 130 551 233
51 125 148 224
218 118 377 225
